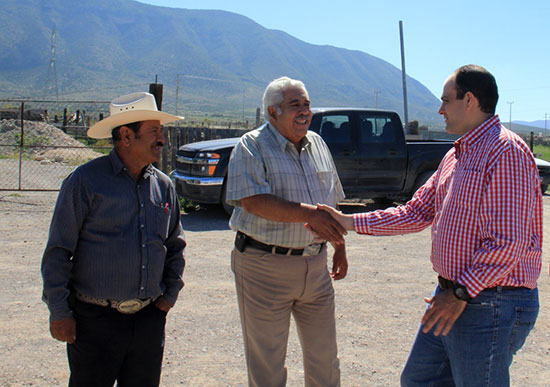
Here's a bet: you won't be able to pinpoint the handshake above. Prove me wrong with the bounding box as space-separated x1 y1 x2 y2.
305 204 355 244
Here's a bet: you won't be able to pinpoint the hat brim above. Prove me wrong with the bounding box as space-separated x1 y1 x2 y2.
87 110 184 139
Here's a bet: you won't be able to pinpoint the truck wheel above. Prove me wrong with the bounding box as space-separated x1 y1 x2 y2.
542 184 548 194
221 181 234 216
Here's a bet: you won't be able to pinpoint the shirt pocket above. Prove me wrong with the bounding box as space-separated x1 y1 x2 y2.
148 201 171 240
451 169 484 208
316 170 334 194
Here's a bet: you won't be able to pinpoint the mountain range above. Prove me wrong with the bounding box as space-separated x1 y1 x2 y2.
514 120 548 130
1 0 444 124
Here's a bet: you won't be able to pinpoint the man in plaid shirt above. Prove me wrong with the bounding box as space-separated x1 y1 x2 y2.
317 65 542 386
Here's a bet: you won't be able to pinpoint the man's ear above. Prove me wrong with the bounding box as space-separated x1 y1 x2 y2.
464 91 477 110
267 106 277 121
119 126 132 146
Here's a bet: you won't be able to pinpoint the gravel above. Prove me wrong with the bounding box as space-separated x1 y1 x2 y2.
1 193 549 386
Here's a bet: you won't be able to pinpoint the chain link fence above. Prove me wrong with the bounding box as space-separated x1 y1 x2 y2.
0 99 249 208
0 99 111 193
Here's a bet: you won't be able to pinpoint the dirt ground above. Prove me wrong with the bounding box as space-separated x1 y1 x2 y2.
1 191 549 386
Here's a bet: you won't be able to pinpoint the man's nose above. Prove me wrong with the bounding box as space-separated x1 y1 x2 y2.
157 130 165 143
298 104 310 113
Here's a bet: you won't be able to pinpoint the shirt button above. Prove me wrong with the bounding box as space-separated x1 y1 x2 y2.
140 203 144 208
142 244 145 248
142 265 145 269
140 287 144 290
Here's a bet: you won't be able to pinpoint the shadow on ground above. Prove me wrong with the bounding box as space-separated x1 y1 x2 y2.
180 205 230 232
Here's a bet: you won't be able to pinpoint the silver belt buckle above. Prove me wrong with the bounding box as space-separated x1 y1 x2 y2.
112 299 148 314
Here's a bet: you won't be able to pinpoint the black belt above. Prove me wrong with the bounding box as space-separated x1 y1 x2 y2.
437 276 526 292
236 231 325 256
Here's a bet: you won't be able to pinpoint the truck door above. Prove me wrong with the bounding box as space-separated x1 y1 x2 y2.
309 112 357 190
355 112 407 192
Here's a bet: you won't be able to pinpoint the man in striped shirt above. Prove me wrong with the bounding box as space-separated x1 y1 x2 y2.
317 65 542 386
41 92 186 386
226 76 347 386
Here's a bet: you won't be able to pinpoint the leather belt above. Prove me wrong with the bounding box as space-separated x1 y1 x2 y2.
75 292 154 314
236 231 325 256
437 276 526 292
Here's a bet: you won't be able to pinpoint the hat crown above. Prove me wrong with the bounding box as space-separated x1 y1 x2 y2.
87 91 182 139
109 92 159 117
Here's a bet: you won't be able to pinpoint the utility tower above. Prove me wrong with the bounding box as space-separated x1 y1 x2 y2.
46 25 59 100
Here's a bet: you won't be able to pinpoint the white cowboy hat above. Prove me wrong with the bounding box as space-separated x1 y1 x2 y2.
87 92 184 139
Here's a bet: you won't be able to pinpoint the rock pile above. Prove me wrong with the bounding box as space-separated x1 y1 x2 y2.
0 119 104 163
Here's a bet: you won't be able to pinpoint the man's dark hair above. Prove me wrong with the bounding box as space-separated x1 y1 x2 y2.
111 121 142 142
454 65 499 115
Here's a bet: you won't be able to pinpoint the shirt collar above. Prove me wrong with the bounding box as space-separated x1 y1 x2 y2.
109 149 155 179
266 122 311 152
453 115 500 159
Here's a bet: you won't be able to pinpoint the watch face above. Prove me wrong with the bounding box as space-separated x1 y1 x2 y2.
455 288 465 297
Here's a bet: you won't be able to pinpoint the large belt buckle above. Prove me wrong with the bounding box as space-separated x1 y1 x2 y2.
113 299 147 314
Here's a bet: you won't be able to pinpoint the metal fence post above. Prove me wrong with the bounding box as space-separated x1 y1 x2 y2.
62 107 68 133
18 101 24 190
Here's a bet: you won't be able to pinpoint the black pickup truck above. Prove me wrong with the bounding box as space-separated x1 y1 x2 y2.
170 108 550 214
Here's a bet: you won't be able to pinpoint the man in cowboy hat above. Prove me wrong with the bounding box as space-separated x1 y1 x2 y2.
41 92 186 386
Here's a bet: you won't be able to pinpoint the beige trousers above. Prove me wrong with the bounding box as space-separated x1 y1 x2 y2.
231 245 340 387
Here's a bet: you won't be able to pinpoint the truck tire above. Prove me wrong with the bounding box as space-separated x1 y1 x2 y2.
412 170 435 195
221 180 234 216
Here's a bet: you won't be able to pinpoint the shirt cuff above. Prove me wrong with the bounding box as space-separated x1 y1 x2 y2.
456 272 485 298
353 213 370 234
48 303 73 321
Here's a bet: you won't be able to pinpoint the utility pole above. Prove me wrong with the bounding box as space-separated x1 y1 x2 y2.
507 101 514 131
149 75 163 110
399 21 409 128
175 74 184 116
545 113 548 134
375 90 381 109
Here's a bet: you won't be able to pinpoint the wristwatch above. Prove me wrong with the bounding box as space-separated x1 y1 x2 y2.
451 282 472 301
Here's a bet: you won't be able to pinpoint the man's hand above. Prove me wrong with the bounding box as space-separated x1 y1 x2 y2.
240 195 347 243
306 207 347 244
155 296 173 312
421 289 467 336
50 317 76 344
331 244 348 280
316 204 354 231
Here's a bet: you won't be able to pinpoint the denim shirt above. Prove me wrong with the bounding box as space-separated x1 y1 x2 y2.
41 150 186 320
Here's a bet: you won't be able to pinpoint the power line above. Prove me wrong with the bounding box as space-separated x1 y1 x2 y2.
46 25 59 100
507 101 514 130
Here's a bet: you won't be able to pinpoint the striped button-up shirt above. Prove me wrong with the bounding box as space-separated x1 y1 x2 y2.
354 116 542 297
41 150 186 320
227 122 345 248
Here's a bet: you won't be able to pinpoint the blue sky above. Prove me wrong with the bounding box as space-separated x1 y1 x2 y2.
139 0 549 124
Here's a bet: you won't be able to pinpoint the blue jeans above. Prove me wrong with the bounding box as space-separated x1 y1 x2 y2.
401 285 539 387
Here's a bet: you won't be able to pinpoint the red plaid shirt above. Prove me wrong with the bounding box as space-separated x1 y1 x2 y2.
354 116 542 297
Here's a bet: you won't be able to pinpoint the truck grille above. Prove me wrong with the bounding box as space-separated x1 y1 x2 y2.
175 151 196 173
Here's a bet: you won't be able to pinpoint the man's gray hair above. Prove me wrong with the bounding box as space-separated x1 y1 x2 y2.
262 76 308 121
